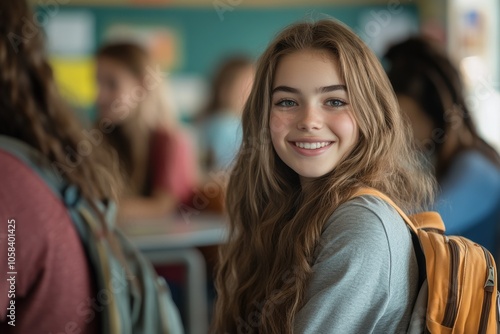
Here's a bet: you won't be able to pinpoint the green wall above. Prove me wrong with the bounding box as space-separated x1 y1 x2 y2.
42 4 418 76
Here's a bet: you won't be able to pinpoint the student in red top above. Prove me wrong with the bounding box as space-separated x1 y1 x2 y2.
0 1 121 332
95 43 197 221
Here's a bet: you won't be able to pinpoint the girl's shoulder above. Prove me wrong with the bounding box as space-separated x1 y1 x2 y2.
328 194 405 230
320 195 411 253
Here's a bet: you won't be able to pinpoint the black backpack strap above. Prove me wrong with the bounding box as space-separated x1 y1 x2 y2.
409 227 427 289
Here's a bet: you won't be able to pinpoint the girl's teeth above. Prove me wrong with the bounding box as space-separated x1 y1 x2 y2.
294 142 331 150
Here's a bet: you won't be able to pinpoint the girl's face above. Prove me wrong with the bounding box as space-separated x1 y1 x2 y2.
96 56 142 123
269 48 358 182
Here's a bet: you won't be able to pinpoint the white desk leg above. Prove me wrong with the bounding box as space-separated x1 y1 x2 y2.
143 248 208 334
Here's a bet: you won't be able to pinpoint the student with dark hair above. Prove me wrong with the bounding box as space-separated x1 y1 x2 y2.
385 37 500 254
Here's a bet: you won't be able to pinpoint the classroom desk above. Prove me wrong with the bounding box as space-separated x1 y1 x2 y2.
121 214 228 334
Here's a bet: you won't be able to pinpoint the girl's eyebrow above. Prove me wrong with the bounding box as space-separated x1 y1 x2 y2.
319 84 347 93
272 84 347 94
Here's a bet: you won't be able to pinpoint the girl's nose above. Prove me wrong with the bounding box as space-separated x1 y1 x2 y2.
297 106 323 131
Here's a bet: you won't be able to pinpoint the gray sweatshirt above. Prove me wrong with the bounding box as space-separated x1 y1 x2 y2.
294 195 419 334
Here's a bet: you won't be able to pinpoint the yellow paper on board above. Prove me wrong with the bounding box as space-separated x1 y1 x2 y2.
49 57 96 109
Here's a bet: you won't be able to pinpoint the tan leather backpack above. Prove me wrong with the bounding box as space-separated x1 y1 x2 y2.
353 188 499 334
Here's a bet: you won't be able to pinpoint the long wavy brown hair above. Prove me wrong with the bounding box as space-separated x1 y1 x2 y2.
213 19 435 333
0 1 120 211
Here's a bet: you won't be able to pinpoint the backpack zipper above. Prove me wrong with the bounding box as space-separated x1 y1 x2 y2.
442 237 460 327
479 246 495 334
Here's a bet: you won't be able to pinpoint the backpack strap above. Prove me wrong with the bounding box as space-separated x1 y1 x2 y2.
351 187 419 235
350 187 429 288
0 135 122 333
351 187 445 232
410 212 445 232
0 135 117 236
0 136 75 203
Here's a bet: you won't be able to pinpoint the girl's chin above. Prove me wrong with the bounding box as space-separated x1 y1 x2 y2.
296 170 333 181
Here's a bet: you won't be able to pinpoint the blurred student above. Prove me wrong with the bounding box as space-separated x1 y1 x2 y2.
385 37 500 253
0 1 113 332
214 20 434 333
198 56 254 172
95 43 197 220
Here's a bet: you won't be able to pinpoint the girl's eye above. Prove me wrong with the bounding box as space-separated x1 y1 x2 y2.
275 99 297 108
326 99 347 107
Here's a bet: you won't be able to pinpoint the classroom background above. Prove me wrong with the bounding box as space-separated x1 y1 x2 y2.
24 0 500 333
31 0 500 152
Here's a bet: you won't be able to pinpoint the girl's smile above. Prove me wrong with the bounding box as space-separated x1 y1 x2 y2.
289 139 335 156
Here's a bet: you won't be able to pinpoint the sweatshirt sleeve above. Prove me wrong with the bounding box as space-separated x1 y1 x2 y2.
294 200 394 334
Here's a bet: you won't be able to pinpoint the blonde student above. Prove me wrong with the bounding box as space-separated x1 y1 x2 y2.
213 19 435 333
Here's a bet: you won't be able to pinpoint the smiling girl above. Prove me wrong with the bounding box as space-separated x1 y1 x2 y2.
213 19 435 333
